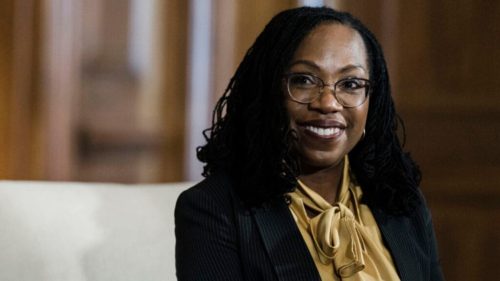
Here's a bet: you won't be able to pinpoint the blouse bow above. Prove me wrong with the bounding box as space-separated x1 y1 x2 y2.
309 202 366 277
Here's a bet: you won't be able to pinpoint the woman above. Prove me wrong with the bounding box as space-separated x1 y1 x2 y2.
175 6 444 281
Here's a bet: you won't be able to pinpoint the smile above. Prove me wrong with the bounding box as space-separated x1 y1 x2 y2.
304 125 343 138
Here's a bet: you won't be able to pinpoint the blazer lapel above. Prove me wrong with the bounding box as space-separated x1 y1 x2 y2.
372 208 423 281
252 200 321 281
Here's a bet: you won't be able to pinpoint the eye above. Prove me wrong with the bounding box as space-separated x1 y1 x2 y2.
337 78 368 92
288 74 318 89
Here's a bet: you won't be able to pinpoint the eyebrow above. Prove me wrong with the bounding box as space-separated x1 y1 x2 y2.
288 60 321 70
288 60 367 74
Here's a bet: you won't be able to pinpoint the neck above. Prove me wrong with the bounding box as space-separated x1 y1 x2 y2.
298 159 345 205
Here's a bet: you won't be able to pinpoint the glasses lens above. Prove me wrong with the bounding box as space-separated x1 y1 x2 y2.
334 78 369 107
287 74 320 103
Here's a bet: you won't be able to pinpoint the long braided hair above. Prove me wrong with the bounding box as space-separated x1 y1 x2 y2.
197 6 421 215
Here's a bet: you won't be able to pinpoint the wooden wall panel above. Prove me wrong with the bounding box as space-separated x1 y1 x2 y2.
210 0 296 105
0 0 42 180
159 0 189 182
234 0 295 65
211 0 237 104
396 1 500 112
0 0 14 177
39 0 82 180
76 0 188 183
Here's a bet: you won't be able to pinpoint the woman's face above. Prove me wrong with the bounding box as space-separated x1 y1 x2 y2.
285 23 370 172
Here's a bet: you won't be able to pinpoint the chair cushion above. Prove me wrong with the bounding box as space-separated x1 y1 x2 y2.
0 181 191 281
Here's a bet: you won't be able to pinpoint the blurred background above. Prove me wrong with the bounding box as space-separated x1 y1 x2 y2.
0 0 498 279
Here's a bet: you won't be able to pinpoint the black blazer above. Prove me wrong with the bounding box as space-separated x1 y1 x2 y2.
175 173 444 281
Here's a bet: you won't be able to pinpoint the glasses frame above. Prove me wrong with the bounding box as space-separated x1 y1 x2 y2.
283 73 372 108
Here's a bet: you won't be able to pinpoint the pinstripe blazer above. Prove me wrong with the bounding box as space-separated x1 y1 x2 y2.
175 173 444 281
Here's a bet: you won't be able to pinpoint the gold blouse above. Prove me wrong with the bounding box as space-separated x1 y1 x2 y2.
288 157 401 281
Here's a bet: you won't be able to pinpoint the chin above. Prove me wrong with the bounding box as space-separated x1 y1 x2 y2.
301 152 346 171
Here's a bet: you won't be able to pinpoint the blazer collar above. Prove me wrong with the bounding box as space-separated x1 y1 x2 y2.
252 200 322 281
251 193 424 281
371 208 423 281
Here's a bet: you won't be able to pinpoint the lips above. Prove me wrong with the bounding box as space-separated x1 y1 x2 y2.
304 126 342 136
298 119 346 139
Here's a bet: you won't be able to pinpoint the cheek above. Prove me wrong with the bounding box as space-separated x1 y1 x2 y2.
358 110 369 128
347 105 369 139
356 100 370 128
285 101 303 124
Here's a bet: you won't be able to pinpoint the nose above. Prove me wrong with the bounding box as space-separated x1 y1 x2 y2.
309 86 343 113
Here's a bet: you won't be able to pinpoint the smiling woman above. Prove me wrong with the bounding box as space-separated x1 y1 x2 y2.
285 23 370 202
175 6 444 281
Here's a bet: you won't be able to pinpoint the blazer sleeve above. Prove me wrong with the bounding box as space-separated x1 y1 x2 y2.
175 182 245 281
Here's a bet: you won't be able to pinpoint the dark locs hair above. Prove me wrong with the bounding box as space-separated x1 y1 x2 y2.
197 6 422 215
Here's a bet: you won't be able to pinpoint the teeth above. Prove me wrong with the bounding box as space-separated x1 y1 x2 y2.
305 126 341 136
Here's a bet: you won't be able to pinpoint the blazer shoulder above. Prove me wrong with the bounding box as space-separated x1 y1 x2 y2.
409 190 435 233
175 173 235 214
175 174 247 280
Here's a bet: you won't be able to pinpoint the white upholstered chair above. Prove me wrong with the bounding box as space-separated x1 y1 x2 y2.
0 181 191 281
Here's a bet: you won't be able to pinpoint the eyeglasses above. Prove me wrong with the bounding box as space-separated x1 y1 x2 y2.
284 73 371 108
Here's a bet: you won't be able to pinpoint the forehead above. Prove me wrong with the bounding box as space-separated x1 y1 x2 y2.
290 23 368 74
